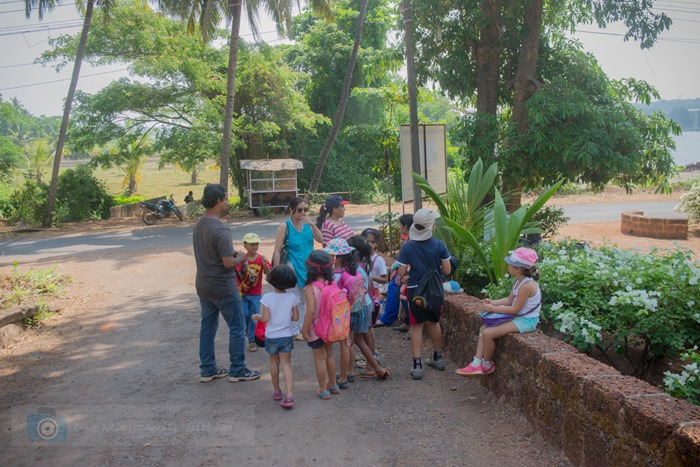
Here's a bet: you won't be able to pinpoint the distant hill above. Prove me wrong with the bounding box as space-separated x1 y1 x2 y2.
635 98 700 131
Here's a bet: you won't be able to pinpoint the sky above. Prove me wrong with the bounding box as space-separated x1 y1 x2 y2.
1 0 699 117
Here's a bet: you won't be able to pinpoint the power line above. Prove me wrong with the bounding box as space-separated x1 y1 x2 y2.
0 59 60 68
576 29 700 44
0 67 129 91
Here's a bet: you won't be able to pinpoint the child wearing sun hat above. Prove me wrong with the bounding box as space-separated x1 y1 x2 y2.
456 247 541 376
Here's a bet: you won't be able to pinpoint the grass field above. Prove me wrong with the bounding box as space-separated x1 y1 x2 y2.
61 157 223 202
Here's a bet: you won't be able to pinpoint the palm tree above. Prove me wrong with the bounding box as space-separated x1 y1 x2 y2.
308 0 369 193
24 0 117 226
22 138 55 184
158 0 331 194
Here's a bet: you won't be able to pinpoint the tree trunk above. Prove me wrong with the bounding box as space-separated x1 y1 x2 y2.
308 0 369 194
191 167 197 185
43 0 94 226
507 0 543 211
475 0 501 117
219 0 243 194
403 0 422 211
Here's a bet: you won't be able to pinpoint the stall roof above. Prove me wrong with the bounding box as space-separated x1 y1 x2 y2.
239 159 303 171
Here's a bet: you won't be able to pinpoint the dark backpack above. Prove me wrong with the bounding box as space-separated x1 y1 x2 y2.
410 242 445 313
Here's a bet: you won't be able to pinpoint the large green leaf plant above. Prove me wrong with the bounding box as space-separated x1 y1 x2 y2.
413 160 562 285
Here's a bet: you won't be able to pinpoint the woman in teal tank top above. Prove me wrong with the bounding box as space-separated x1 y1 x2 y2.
273 198 323 337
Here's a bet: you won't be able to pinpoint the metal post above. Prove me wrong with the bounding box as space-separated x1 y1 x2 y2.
385 148 393 253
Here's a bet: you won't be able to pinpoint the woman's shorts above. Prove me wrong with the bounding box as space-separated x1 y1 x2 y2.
513 316 539 333
265 336 294 355
307 338 325 350
407 288 441 324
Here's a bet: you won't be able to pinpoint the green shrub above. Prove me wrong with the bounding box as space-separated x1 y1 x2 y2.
373 211 401 254
664 348 700 406
675 182 700 222
5 179 49 226
487 240 700 380
55 165 114 222
0 181 14 220
530 205 570 240
113 194 145 206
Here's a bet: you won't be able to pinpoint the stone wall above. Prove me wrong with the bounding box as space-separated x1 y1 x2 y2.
109 197 164 219
621 210 688 240
441 294 700 466
0 305 42 348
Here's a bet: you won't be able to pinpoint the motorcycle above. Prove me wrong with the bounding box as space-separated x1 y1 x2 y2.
140 194 183 225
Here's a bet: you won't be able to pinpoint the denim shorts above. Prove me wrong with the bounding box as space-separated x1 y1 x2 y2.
513 316 539 333
265 336 294 355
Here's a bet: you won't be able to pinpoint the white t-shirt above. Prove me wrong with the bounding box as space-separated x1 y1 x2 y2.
370 253 388 294
260 291 299 338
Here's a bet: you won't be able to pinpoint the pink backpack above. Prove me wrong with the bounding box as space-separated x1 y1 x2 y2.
339 269 367 314
312 281 351 343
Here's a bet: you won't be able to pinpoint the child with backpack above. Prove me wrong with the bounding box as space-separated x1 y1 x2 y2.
360 228 388 326
326 238 389 381
300 250 350 399
456 247 541 376
251 265 299 409
396 209 451 380
236 232 272 352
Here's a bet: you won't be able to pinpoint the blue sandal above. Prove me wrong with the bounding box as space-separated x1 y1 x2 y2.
327 383 340 394
316 389 331 400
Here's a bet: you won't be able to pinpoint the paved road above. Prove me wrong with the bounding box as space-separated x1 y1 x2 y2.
0 200 683 265
560 200 681 224
0 215 376 266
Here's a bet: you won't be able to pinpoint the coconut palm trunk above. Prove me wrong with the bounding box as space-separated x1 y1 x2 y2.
43 0 95 226
219 0 242 193
308 0 368 193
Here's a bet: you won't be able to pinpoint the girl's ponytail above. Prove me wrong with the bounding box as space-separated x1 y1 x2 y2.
316 205 328 229
523 266 539 281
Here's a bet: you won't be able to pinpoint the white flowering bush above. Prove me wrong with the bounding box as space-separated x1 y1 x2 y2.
484 240 700 387
674 182 700 222
664 348 700 405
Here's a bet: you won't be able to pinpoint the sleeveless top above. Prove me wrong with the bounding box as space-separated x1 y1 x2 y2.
285 217 314 289
512 277 541 318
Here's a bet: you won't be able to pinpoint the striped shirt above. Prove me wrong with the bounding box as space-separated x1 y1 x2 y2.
321 219 353 246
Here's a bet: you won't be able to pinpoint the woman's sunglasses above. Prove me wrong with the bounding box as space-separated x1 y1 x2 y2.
296 207 309 213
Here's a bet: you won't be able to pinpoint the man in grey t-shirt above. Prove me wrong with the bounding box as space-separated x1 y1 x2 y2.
193 184 260 383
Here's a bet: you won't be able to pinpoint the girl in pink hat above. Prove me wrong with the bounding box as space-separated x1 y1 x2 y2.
456 247 541 376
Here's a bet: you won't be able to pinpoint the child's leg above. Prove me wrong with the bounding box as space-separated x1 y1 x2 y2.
425 321 443 355
312 347 329 392
339 342 350 383
323 343 337 388
366 327 376 354
279 352 293 396
481 321 519 362
247 295 262 342
269 354 281 392
242 295 254 341
354 333 386 376
347 345 355 377
409 322 424 360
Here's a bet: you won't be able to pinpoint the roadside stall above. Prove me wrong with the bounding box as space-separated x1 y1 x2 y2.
239 159 303 213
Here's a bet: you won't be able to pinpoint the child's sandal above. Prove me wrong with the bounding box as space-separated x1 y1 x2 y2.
316 388 331 400
327 383 341 395
337 380 349 390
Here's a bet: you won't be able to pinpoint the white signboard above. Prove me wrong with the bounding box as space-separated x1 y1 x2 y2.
400 124 447 203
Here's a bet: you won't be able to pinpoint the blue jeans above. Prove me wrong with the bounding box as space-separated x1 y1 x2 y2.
241 294 262 342
198 294 246 377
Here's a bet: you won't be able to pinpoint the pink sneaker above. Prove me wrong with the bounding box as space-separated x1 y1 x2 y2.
455 363 483 375
482 363 495 375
